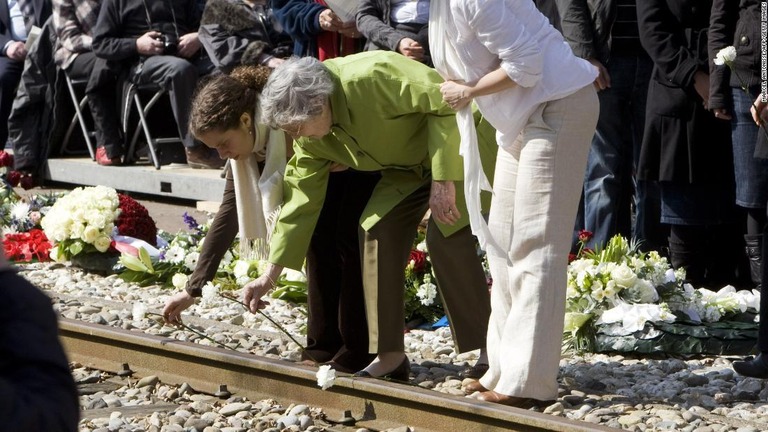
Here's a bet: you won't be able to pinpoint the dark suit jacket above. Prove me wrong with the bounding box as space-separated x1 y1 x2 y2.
0 0 51 55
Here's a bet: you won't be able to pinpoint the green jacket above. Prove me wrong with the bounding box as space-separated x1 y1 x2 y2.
269 51 496 270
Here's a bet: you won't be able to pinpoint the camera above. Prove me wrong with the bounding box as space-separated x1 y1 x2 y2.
155 34 177 55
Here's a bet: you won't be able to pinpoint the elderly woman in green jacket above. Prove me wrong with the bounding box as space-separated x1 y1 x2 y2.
246 51 495 378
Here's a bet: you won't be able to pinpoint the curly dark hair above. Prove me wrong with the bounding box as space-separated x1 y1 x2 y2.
189 65 272 136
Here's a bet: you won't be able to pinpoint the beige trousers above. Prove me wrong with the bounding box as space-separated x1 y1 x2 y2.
479 85 599 400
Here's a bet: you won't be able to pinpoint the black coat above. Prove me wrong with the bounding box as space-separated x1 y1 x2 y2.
708 0 768 158
9 17 74 174
199 0 292 72
0 269 79 432
637 0 732 183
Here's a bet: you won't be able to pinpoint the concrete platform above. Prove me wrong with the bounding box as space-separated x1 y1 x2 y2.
43 157 226 202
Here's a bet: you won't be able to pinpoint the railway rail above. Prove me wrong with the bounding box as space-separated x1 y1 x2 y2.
61 319 615 432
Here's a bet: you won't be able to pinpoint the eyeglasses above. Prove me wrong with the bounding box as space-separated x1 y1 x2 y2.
282 123 303 139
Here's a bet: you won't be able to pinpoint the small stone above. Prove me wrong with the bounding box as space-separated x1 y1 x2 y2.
219 402 252 417
289 405 309 417
618 414 643 426
137 375 160 388
299 414 314 429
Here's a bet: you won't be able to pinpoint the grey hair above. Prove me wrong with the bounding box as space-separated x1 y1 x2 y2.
260 56 335 129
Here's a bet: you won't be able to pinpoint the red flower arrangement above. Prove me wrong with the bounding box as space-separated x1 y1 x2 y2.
115 194 158 246
3 229 52 262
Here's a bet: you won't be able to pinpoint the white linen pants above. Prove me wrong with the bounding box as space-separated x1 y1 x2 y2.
479 85 598 400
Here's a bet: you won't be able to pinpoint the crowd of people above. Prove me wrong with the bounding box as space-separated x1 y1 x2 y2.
5 0 768 427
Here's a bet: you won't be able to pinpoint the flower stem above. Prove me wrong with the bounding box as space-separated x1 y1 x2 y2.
218 293 318 363
147 312 239 351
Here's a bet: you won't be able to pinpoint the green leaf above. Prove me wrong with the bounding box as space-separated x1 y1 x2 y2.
69 241 83 256
120 253 149 272
138 247 155 272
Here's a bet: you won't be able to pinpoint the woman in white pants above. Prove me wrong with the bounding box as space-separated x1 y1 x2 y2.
430 0 599 407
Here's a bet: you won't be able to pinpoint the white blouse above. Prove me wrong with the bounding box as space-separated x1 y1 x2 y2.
429 0 597 257
447 0 596 148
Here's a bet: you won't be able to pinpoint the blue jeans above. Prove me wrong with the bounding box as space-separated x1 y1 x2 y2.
731 87 768 208
579 54 664 251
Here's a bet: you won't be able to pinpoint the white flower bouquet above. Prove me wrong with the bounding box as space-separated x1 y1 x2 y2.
41 185 120 261
565 233 762 354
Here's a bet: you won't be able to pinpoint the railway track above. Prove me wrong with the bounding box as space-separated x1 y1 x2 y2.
61 319 615 432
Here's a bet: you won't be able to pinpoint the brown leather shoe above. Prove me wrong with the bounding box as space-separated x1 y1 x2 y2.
477 391 553 409
463 380 488 394
185 146 225 169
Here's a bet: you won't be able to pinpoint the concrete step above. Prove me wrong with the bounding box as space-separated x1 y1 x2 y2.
43 157 226 202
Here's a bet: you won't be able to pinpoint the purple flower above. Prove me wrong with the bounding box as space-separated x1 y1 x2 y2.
182 212 199 231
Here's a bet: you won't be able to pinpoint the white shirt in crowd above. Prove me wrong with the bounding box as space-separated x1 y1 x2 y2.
390 0 429 25
7 0 27 41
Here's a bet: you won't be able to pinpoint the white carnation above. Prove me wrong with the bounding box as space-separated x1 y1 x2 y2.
132 302 148 323
714 46 737 65
316 364 336 390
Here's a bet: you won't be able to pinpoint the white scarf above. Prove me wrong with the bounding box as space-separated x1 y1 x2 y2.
231 120 287 260
429 1 505 259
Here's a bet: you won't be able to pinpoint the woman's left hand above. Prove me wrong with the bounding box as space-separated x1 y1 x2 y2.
430 180 460 225
440 81 473 111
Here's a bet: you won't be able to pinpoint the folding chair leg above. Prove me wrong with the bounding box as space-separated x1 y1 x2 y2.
63 75 96 160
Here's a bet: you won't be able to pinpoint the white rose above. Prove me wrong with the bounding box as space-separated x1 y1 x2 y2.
714 46 737 66
81 225 100 243
93 235 112 252
611 264 637 288
70 222 85 240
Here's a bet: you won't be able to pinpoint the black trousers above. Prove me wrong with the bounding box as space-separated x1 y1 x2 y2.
304 169 379 370
0 56 23 145
85 53 211 158
760 222 768 352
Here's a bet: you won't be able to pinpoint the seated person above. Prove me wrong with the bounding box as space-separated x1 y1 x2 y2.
272 0 362 59
357 0 431 66
89 0 222 168
1 0 51 147
199 0 292 72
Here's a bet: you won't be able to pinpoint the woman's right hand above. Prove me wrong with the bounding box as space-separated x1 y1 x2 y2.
163 291 196 324
752 94 768 126
318 9 344 32
242 275 274 313
693 71 710 109
397 38 424 61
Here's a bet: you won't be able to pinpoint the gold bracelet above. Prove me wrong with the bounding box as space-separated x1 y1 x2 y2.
264 274 277 289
